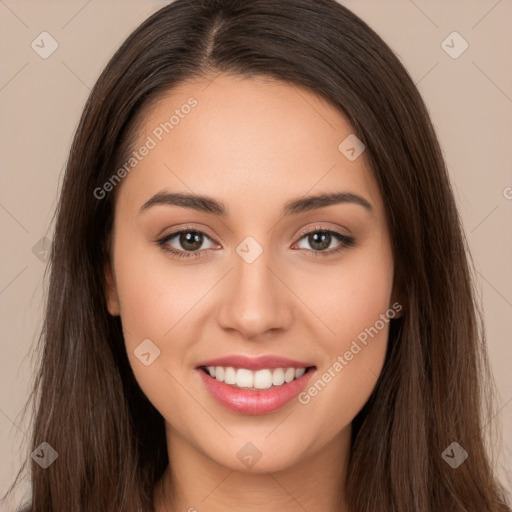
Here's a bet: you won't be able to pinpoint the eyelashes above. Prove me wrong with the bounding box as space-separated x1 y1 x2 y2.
157 226 217 259
156 225 355 260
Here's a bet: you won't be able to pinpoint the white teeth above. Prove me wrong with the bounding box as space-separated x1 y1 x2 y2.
295 368 305 378
272 368 285 386
236 368 254 388
253 369 273 389
224 366 237 385
205 365 309 389
284 368 295 383
215 366 224 381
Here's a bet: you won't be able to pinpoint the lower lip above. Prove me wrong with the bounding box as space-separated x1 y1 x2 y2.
197 368 316 415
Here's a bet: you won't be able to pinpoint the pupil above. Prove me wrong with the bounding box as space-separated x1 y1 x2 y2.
181 232 202 251
310 232 330 251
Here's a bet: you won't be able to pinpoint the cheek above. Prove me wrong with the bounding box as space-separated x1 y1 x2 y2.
110 229 216 400
111 227 204 344
111 240 195 415
307 239 394 349
295 241 394 434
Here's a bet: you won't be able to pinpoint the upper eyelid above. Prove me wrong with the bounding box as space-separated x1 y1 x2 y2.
161 226 217 244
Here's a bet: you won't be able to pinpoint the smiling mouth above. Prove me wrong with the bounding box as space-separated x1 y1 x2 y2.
200 365 316 390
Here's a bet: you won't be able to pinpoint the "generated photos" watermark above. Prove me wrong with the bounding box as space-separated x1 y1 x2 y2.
298 301 402 405
94 97 198 200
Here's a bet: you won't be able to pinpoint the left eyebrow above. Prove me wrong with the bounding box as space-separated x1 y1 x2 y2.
282 192 373 215
139 191 373 216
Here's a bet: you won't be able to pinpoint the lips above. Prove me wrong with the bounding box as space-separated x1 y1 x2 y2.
195 354 316 415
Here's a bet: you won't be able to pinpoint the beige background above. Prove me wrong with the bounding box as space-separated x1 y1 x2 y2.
1 0 511 508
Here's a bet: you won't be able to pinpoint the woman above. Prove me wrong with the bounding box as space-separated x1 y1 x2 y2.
5 0 510 510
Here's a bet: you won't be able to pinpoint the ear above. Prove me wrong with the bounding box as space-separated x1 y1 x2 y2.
104 259 120 316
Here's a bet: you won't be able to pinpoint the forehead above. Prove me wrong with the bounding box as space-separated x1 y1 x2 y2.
117 74 383 218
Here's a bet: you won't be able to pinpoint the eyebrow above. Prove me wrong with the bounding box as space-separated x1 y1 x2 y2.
139 191 373 216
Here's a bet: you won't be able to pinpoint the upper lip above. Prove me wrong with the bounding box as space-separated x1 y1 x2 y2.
196 355 315 371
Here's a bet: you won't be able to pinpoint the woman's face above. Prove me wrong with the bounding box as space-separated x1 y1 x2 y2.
105 74 397 473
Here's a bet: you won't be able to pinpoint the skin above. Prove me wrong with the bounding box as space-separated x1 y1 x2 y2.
105 73 399 512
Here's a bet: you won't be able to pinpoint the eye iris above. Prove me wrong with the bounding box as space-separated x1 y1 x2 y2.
180 231 202 251
309 231 331 251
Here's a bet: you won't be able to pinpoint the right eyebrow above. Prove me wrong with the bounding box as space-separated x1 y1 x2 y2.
139 191 226 216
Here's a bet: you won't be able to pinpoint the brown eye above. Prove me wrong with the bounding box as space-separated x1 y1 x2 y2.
177 231 204 251
306 231 332 251
294 228 355 257
157 228 217 259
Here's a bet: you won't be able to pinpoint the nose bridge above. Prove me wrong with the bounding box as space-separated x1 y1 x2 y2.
217 238 291 338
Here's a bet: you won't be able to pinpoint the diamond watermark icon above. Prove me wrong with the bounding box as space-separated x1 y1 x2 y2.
237 442 262 468
441 31 468 59
134 338 161 366
236 236 263 264
441 442 468 468
32 236 51 262
338 134 365 161
31 31 59 59
31 442 58 469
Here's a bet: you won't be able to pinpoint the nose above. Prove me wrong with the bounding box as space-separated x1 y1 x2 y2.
217 246 293 341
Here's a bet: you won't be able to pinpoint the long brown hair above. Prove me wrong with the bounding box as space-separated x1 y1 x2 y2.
5 0 510 510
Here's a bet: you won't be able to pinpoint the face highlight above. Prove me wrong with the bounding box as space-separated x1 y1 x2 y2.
105 74 396 479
